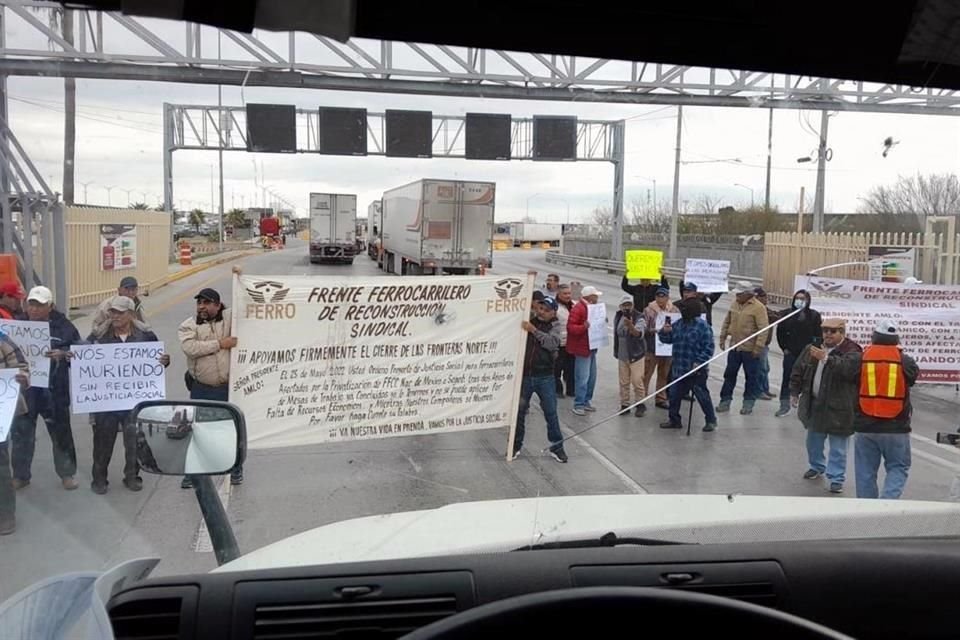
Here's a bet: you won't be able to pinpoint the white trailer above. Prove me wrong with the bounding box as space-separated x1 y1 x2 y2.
309 193 357 264
379 179 494 275
510 222 563 246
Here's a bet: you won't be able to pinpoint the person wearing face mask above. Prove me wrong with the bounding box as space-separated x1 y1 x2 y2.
775 289 823 417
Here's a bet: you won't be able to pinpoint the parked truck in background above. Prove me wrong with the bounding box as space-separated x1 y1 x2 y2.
379 179 494 275
509 222 563 246
367 200 382 260
309 193 357 264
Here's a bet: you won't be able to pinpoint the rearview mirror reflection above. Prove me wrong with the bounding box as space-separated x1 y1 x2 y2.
132 401 243 476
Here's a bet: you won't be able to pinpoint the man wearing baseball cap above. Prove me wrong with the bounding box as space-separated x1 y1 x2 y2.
87 295 170 494
837 320 920 499
178 286 241 486
566 285 602 415
91 276 149 339
0 281 24 320
716 281 769 415
641 286 677 409
9 286 83 492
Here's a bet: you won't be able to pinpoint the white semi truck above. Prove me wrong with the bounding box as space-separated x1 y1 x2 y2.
509 222 563 246
309 193 357 264
379 179 494 275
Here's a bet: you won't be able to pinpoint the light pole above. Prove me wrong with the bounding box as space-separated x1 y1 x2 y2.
119 187 135 207
733 183 755 207
103 185 116 206
79 181 96 204
139 191 149 204
525 193 541 220
634 176 658 212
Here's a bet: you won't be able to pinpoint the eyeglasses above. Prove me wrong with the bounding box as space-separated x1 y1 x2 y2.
822 328 842 334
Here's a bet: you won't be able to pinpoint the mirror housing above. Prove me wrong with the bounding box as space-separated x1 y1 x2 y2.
131 400 246 476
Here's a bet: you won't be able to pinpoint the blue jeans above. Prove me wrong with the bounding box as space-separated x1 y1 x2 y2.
668 369 717 425
574 351 597 408
758 346 771 395
805 430 849 483
780 351 798 403
855 432 911 499
719 349 761 402
515 375 563 450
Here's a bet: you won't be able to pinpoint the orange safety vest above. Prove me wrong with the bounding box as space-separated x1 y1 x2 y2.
859 344 907 419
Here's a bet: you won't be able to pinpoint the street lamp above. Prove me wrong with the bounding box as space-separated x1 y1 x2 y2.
733 183 755 207
119 187 135 206
79 181 96 204
633 176 658 211
103 185 116 206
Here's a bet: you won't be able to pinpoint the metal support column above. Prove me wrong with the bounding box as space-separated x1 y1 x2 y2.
610 120 625 262
51 200 66 308
162 102 175 259
812 109 829 233
764 106 773 211
669 105 683 259
0 4 10 254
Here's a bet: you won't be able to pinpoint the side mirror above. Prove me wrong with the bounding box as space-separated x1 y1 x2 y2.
130 400 246 476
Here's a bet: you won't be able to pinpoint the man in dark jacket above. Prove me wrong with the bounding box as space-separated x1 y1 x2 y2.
837 320 920 499
776 289 822 417
88 296 170 494
658 299 717 432
10 286 82 491
0 331 30 535
621 273 669 311
789 317 862 494
613 294 646 417
512 296 567 463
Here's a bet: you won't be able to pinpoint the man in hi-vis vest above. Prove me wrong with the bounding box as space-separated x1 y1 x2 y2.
839 320 920 499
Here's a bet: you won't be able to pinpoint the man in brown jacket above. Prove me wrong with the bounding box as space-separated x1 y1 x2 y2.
0 334 30 534
178 287 240 487
717 281 769 415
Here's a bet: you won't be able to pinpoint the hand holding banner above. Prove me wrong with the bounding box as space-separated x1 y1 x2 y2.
0 320 51 389
625 250 662 281
587 303 608 350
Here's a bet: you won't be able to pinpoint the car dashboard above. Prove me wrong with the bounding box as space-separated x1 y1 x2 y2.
106 536 958 639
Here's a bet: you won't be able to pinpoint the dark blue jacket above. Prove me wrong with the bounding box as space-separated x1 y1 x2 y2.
658 317 714 376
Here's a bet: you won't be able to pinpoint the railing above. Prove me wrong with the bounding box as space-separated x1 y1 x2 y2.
545 250 763 285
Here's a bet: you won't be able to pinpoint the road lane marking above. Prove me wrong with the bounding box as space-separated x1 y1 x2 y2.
911 432 960 456
401 451 423 473
193 475 233 553
911 448 960 474
560 426 649 494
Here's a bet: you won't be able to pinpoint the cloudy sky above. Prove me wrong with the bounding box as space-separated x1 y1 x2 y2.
5 14 960 223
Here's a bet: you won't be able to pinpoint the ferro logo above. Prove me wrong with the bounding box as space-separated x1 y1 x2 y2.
244 280 296 319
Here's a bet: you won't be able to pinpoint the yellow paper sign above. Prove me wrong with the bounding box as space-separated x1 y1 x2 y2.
625 250 663 281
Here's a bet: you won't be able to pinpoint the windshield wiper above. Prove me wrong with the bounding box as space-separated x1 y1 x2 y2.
514 531 691 551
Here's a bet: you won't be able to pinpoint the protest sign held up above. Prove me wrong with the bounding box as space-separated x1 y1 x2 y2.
69 342 167 413
0 369 20 441
0 320 51 389
587 303 609 350
625 250 662 281
684 258 730 294
230 274 533 449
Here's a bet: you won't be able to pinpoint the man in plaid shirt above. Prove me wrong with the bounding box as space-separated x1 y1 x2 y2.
657 299 718 432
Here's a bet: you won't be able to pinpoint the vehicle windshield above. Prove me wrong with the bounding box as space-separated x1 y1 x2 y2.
1 6 960 599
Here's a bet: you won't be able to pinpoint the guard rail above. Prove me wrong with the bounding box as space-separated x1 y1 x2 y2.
544 250 763 285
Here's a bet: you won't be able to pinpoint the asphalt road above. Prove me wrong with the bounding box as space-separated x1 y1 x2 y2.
3 241 960 600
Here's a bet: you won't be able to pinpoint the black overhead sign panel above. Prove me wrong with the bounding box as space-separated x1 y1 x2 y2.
318 107 368 156
245 104 297 153
385 109 433 158
533 115 578 161
465 113 512 160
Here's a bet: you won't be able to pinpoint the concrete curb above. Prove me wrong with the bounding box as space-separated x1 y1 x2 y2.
148 249 263 292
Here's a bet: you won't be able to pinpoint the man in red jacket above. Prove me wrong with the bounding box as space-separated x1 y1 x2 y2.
567 285 602 416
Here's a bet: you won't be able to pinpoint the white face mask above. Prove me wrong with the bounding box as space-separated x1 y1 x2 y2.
793 298 807 310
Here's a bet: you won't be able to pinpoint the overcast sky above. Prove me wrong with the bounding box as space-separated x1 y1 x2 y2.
5 15 960 223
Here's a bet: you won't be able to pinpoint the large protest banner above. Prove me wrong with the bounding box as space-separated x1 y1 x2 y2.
0 319 50 388
684 259 730 293
797 275 960 383
230 274 533 449
69 342 167 413
0 369 20 441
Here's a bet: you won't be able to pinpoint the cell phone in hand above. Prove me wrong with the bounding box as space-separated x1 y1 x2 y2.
811 337 823 348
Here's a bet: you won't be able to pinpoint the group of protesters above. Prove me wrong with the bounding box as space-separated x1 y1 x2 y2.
0 275 240 536
514 270 921 500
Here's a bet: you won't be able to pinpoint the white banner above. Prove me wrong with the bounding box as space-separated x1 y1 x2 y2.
0 320 51 389
796 275 960 383
684 258 730 293
655 312 682 356
69 342 167 413
230 274 532 449
0 369 19 441
587 303 609 350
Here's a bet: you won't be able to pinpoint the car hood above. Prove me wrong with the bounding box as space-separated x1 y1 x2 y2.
215 494 960 572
